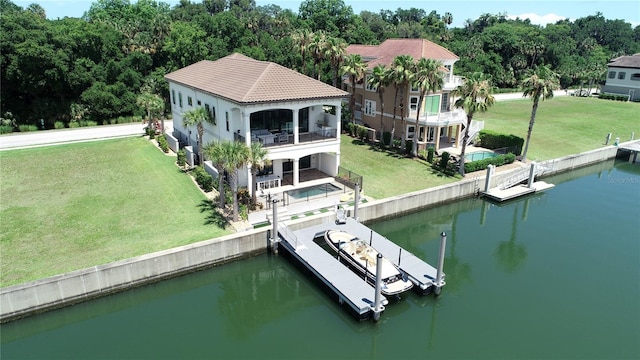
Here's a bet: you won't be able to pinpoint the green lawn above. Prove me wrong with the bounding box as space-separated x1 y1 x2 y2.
339 136 461 199
0 137 231 287
476 96 639 161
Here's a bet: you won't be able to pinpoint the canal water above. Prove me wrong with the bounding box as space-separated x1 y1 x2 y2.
2 160 639 359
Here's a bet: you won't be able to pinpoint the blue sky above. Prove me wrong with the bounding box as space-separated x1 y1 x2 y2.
14 0 640 28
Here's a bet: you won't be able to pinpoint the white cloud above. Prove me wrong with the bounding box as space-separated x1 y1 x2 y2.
507 13 568 26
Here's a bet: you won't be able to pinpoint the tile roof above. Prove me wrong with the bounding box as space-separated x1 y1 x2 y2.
607 54 640 69
347 38 459 69
164 53 348 104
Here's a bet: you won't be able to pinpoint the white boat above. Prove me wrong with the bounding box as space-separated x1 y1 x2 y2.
324 230 413 296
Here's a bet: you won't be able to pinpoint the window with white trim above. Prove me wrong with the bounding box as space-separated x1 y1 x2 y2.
618 72 626 80
608 71 616 79
365 80 377 92
364 100 376 116
171 90 176 104
410 97 419 111
188 96 193 106
178 93 183 108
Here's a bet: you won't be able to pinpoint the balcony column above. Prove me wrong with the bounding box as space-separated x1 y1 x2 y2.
435 125 441 151
293 108 299 144
293 158 300 186
335 103 342 137
242 111 251 147
455 124 461 148
334 152 341 176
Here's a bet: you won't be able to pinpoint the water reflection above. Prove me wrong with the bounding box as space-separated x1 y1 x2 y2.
495 201 528 273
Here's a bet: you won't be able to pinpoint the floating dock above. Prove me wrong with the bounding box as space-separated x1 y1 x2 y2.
483 181 555 202
482 162 555 202
276 217 442 321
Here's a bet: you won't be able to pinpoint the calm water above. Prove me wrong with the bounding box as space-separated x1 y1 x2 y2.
2 160 639 359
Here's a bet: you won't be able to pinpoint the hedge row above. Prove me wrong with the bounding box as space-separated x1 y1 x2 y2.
478 130 523 156
598 93 630 101
464 153 516 173
192 166 214 192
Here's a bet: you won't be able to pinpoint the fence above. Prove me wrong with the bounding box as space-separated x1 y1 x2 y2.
336 166 363 190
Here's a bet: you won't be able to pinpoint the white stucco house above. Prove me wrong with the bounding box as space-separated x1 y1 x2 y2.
601 54 640 101
164 53 349 196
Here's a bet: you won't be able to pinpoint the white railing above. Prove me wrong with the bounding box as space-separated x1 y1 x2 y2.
443 75 464 89
278 221 298 249
257 175 281 191
499 164 550 190
464 120 484 145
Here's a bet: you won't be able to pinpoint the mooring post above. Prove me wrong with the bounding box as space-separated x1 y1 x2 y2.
632 132 635 141
484 164 495 193
605 133 612 145
434 232 447 296
353 183 360 222
527 162 537 188
271 198 278 254
373 253 383 322
614 137 620 146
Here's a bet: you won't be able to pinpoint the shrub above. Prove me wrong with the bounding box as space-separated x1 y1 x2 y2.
439 151 450 169
405 140 413 154
192 166 214 192
0 125 13 134
464 153 517 173
177 149 186 167
427 147 435 163
18 125 38 132
157 135 169 153
68 121 79 128
392 139 401 148
54 121 65 129
382 131 391 147
357 125 368 141
145 127 155 139
599 93 630 102
478 130 524 155
345 122 355 136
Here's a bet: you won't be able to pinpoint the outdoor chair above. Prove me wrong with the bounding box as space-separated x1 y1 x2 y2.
278 132 288 143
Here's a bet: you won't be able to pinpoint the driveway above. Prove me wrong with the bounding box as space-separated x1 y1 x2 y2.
0 121 173 151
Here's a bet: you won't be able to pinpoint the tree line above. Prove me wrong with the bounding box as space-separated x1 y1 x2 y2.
1 0 638 128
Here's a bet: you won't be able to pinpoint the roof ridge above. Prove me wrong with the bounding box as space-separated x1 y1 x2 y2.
242 60 272 102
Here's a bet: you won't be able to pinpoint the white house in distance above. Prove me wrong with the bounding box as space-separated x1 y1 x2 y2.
165 53 349 196
601 53 640 101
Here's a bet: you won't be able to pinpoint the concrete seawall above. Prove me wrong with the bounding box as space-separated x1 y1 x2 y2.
0 143 627 323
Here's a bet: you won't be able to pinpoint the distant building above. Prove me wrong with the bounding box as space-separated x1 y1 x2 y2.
601 54 640 101
165 53 349 195
345 38 475 151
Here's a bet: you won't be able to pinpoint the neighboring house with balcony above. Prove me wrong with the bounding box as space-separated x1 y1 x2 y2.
164 53 348 196
346 38 474 151
601 54 640 101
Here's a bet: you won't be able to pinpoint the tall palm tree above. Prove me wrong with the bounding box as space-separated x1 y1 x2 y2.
367 64 392 144
324 36 347 88
136 92 165 133
340 54 366 124
202 141 227 209
220 141 250 222
520 64 559 162
291 29 313 76
411 58 443 157
392 55 415 149
453 72 495 176
248 141 269 206
182 107 212 164
308 31 327 80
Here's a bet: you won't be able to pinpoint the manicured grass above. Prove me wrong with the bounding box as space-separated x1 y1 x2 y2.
340 136 461 199
0 137 231 287
476 96 639 161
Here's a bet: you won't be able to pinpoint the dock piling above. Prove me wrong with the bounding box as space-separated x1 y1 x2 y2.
484 165 495 193
606 133 612 145
353 183 360 222
373 253 383 322
271 198 279 254
434 232 447 296
527 162 537 188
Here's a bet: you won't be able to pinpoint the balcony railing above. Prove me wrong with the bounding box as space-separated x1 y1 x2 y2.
407 110 467 124
235 128 338 148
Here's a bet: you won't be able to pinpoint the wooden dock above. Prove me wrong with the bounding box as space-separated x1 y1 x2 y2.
277 217 441 320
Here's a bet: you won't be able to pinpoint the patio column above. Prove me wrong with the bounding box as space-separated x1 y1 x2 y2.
293 158 299 186
293 108 299 144
242 111 251 146
435 125 441 151
455 124 461 148
335 103 342 138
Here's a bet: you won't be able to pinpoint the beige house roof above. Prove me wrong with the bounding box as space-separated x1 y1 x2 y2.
165 53 348 104
347 38 459 70
607 54 640 69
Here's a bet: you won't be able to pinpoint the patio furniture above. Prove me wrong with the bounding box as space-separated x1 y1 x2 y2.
278 132 288 143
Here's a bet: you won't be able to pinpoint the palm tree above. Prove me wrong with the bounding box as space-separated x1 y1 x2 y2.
340 54 366 124
248 141 269 206
291 29 313 76
220 141 250 222
411 58 443 157
136 92 164 133
308 31 326 80
367 64 392 144
202 141 227 209
392 55 415 150
182 107 212 164
453 72 495 176
520 64 559 162
324 36 347 88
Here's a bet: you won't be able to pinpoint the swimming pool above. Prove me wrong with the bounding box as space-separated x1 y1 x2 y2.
467 150 498 162
287 183 342 199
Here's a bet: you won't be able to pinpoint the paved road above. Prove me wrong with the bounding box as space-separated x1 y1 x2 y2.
0 121 173 151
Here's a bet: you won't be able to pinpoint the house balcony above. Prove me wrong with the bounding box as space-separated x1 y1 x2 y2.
234 128 338 148
408 109 467 126
443 75 464 90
